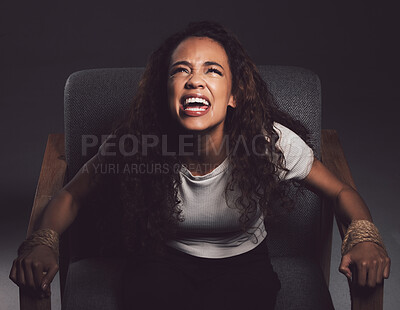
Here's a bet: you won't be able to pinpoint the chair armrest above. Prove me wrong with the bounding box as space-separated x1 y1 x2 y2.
321 129 383 310
20 134 66 310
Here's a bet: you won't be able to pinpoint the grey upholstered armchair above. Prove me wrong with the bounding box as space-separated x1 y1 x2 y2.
19 66 384 310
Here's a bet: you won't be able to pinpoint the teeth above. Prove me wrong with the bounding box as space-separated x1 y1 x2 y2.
184 97 210 106
185 107 207 111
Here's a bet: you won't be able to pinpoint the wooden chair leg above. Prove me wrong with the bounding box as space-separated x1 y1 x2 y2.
351 282 384 310
20 290 51 310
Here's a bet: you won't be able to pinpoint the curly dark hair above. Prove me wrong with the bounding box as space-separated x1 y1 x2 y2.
93 21 314 255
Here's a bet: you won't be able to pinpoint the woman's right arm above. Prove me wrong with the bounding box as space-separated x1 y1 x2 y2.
39 152 102 234
9 153 103 297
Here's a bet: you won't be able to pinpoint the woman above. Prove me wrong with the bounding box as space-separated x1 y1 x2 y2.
10 21 390 309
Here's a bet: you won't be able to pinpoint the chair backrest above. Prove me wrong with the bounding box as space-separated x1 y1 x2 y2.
64 65 322 260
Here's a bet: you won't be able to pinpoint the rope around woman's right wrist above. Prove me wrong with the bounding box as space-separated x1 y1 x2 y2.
17 228 59 257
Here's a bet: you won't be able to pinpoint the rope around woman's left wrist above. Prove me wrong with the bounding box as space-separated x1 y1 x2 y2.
341 220 387 256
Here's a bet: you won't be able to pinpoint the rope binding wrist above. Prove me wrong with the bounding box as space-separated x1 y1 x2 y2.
341 220 387 256
17 228 60 257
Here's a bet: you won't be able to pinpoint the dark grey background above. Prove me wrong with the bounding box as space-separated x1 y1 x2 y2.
1 0 399 309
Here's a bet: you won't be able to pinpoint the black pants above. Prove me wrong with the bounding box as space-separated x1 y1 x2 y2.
122 239 281 310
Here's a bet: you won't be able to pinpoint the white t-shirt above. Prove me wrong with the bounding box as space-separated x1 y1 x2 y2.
167 122 315 258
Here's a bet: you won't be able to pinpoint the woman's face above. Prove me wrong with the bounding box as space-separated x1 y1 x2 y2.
167 36 236 133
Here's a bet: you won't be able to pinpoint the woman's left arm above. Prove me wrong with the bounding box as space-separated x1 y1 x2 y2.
302 157 391 287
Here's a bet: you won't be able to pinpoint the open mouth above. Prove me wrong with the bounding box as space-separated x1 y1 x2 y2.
180 97 211 116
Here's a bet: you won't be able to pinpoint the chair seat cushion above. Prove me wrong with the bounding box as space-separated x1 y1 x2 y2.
62 256 333 310
272 257 334 310
62 257 125 310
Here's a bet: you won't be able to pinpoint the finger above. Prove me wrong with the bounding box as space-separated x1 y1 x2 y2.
32 262 45 291
352 265 358 285
22 259 36 290
383 257 391 279
367 260 378 287
376 258 384 284
45 286 52 297
339 255 352 279
16 260 26 287
41 264 59 292
43 272 51 296
9 260 18 284
357 261 368 286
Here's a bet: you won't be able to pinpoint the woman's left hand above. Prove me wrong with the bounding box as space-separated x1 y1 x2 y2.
339 241 390 287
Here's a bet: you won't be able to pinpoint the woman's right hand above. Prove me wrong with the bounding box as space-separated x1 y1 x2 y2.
9 245 59 298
